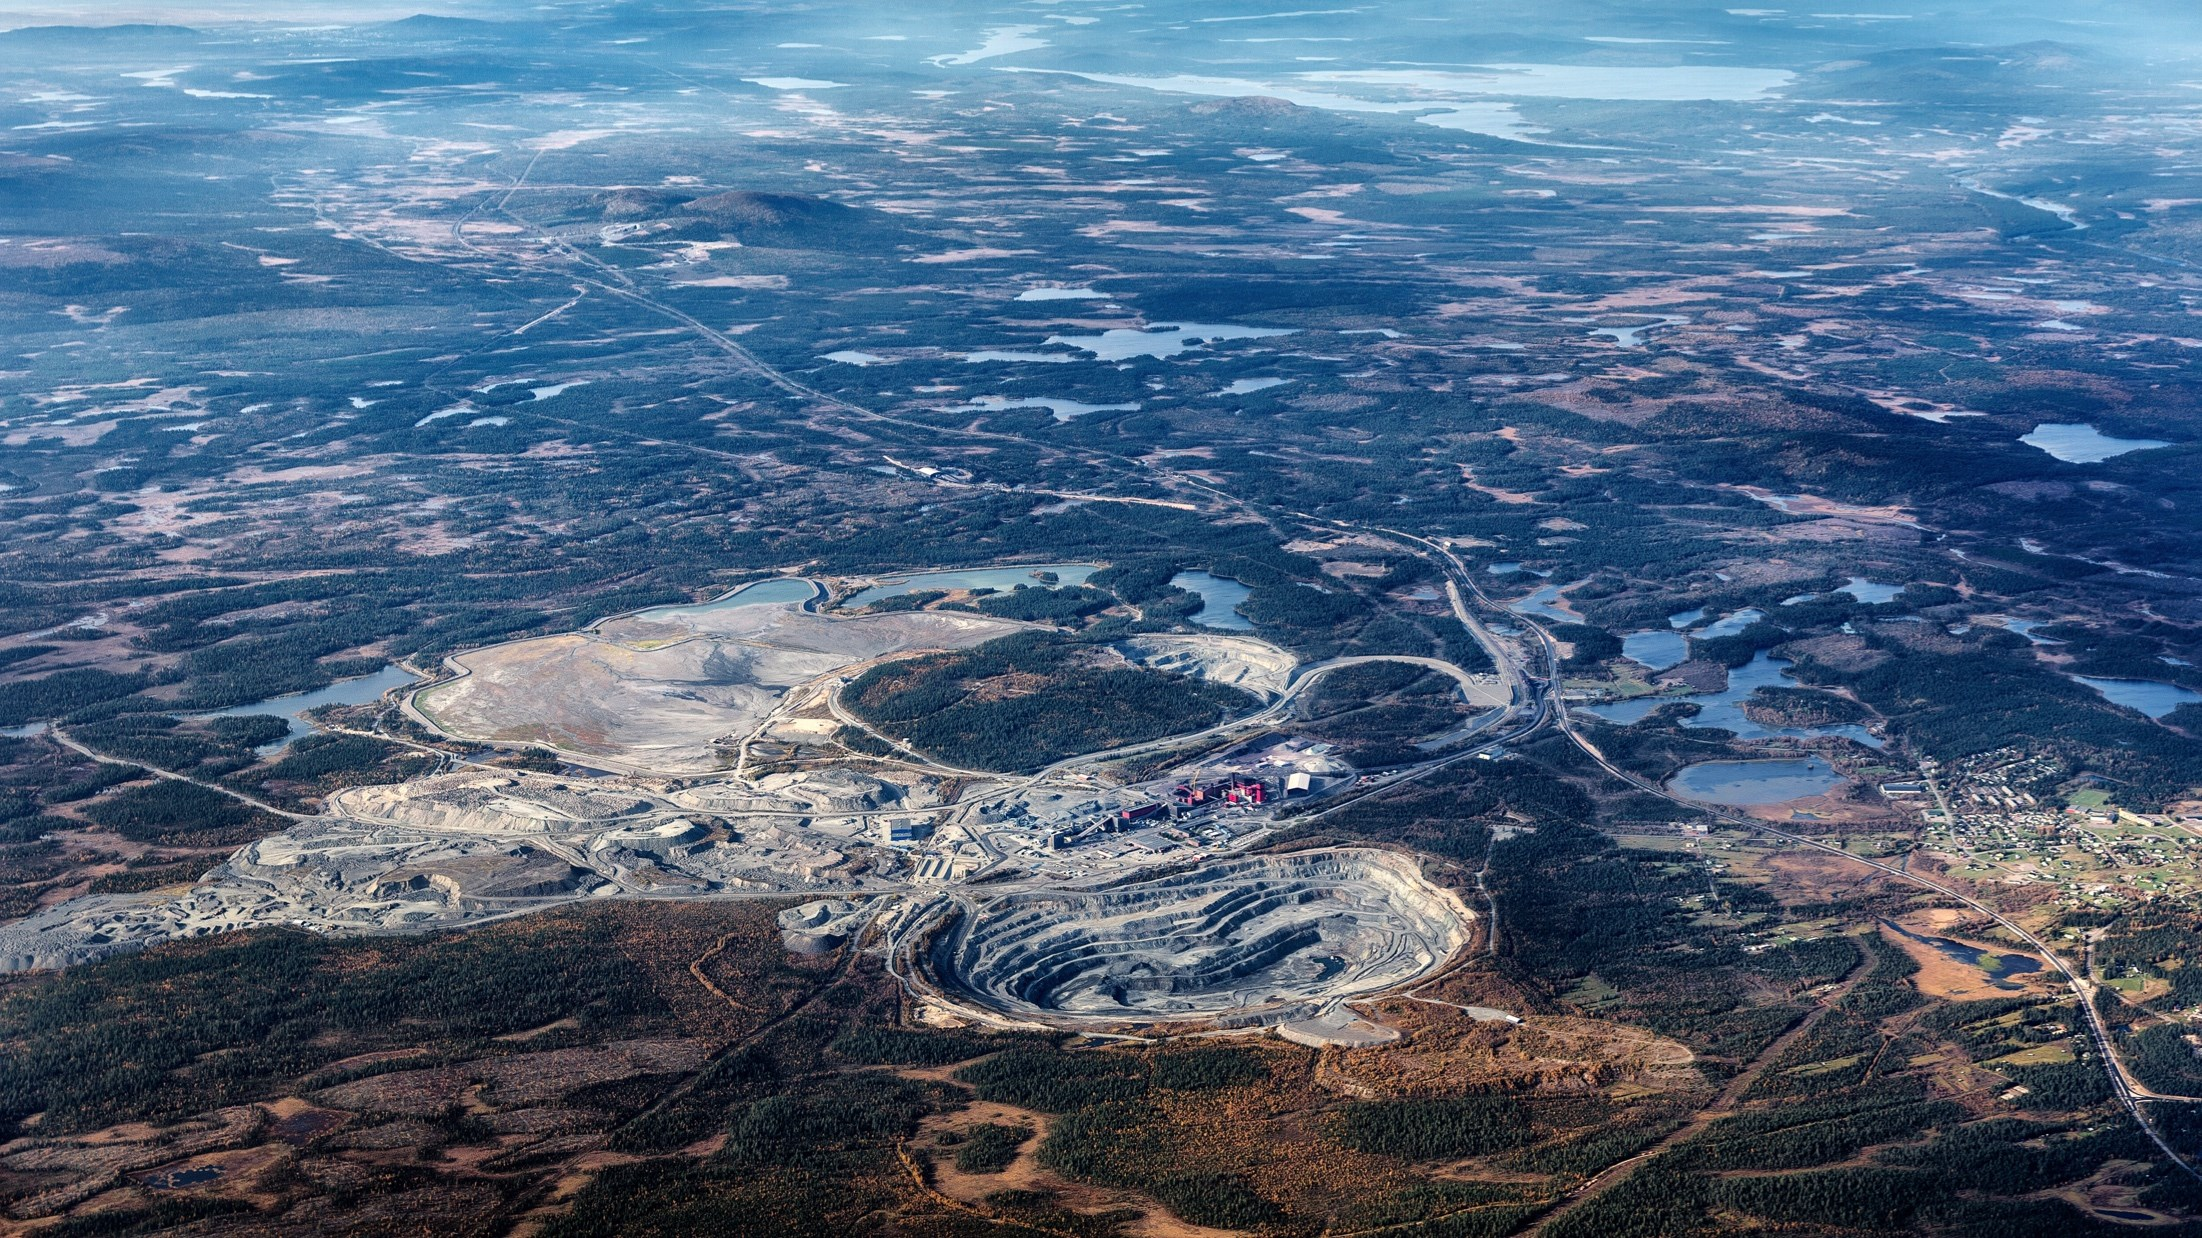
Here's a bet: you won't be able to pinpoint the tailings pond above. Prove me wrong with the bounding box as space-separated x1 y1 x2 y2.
632 576 819 622
843 564 1097 610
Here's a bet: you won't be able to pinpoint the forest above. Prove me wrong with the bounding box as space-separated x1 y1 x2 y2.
842 632 1254 772
1293 661 1481 769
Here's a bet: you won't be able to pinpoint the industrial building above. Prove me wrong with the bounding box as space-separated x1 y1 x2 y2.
880 819 933 847
1171 776 1270 808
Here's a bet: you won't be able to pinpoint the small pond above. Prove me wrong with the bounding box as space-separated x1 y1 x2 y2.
1881 920 2043 987
1834 577 1903 604
1507 583 1582 623
1171 570 1255 631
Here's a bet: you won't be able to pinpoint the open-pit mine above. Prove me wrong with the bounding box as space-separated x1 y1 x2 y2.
909 849 1473 1029
0 572 1481 1036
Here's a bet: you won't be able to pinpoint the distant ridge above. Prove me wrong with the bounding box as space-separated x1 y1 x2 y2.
1795 40 2109 103
0 22 200 41
370 14 507 34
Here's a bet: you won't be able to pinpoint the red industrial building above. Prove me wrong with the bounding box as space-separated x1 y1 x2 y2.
1115 802 1169 828
1171 777 1269 809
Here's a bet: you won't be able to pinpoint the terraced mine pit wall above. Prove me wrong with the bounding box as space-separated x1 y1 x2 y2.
913 848 1472 1027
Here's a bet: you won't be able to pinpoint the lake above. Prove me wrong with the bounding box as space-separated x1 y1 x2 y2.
844 564 1097 610
2069 675 2202 719
928 24 1047 67
1576 313 1688 348
1668 757 1845 806
1621 630 1688 672
1576 652 1883 748
945 395 1138 423
141 1165 225 1191
1171 570 1255 631
1028 69 1541 142
2019 422 2171 463
208 664 420 754
1043 323 1295 361
964 349 1076 364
